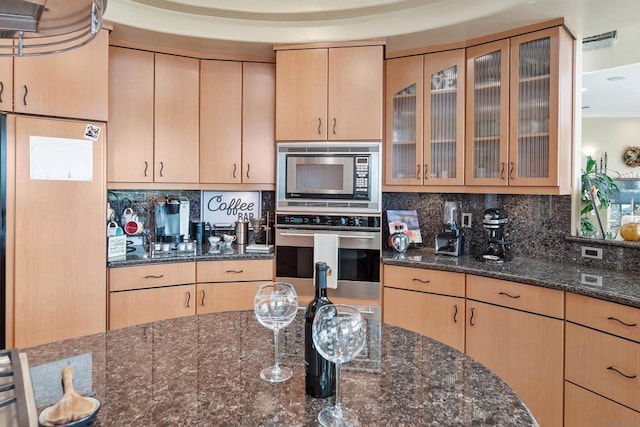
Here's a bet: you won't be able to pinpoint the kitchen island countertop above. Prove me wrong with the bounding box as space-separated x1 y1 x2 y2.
24 311 536 426
382 248 640 309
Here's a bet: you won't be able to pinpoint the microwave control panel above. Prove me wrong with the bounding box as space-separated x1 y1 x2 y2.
355 156 370 199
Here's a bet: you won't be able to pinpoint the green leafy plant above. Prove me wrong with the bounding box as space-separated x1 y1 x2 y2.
580 156 618 237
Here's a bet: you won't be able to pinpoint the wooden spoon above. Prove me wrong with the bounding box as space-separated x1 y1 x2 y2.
45 366 96 425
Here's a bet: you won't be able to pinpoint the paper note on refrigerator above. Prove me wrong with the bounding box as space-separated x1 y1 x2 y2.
29 136 93 181
313 233 339 289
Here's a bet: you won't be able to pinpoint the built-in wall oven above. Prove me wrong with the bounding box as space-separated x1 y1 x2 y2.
275 213 381 317
276 142 381 213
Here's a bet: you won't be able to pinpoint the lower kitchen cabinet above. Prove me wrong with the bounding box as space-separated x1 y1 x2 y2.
109 284 196 330
465 275 564 427
565 292 640 422
383 265 465 352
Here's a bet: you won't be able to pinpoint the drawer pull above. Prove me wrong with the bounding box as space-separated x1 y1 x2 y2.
469 307 475 326
453 304 458 323
186 291 191 308
498 291 520 299
607 366 637 379
144 275 164 279
607 317 638 327
226 269 243 274
201 290 206 306
412 278 430 284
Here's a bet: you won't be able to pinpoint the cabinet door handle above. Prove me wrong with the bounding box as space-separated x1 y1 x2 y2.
0 81 3 103
509 162 515 179
424 164 428 180
144 275 164 279
201 290 206 306
500 162 506 179
233 163 237 179
23 85 28 106
226 269 243 274
143 161 148 177
412 278 430 284
498 291 521 299
607 366 637 379
453 304 458 323
186 291 191 308
416 164 420 180
608 317 638 327
246 163 250 179
469 307 475 326
332 118 337 134
317 118 322 134
159 161 164 177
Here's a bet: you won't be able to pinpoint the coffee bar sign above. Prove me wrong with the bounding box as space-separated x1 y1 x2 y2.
202 191 261 225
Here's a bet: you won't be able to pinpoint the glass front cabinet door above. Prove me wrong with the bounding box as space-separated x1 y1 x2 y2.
465 39 510 186
385 55 424 185
424 49 465 185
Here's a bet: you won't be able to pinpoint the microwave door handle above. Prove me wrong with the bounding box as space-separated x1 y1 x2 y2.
338 234 375 239
280 231 315 237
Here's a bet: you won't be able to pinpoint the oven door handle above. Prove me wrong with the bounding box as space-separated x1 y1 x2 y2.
279 231 376 239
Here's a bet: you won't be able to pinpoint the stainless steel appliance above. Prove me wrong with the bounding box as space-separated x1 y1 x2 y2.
275 213 381 302
155 195 190 247
435 201 463 256
276 142 382 213
478 208 510 262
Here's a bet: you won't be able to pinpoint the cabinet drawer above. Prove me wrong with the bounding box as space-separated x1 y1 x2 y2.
565 381 640 427
566 293 640 343
109 262 196 292
566 322 640 412
197 259 273 283
383 265 465 297
466 275 563 318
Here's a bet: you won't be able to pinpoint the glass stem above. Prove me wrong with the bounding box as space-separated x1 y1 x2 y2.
273 328 280 371
334 362 343 418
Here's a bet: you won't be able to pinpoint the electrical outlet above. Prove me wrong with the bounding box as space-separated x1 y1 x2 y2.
461 212 472 228
581 246 603 260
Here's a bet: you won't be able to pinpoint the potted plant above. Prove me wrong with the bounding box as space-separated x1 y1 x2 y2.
580 156 618 237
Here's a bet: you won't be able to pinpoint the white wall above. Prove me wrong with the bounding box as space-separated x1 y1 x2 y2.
582 117 640 177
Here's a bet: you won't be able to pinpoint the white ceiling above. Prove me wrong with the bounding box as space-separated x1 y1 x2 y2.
104 0 640 116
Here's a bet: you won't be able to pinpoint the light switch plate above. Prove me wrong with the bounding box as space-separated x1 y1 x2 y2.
581 246 603 260
461 213 472 228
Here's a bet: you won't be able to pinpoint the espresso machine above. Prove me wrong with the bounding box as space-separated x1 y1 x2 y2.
478 208 510 262
435 201 463 256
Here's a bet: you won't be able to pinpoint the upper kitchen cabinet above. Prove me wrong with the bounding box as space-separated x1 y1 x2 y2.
200 61 275 185
154 53 200 183
466 26 574 192
13 29 108 121
108 47 154 183
385 50 465 187
109 49 199 185
0 40 13 112
275 44 383 141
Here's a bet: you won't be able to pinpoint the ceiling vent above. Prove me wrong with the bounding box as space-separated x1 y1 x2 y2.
582 30 618 51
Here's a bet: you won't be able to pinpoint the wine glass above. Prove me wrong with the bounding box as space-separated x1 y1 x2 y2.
254 282 298 383
312 304 366 427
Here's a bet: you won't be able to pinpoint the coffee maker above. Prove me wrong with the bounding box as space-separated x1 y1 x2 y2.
435 201 463 256
478 208 510 262
155 196 190 247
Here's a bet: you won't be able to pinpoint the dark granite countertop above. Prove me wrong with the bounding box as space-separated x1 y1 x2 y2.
108 244 274 267
383 248 640 309
24 311 536 426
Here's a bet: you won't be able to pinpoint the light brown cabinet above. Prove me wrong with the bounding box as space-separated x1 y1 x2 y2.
275 45 383 141
565 293 640 423
465 275 564 427
200 61 275 184
0 41 13 112
108 49 199 184
196 259 274 314
382 265 465 351
12 29 108 121
385 50 465 186
11 116 106 348
465 27 573 192
109 262 197 330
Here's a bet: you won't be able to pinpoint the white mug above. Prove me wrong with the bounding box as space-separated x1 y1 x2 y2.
223 234 236 244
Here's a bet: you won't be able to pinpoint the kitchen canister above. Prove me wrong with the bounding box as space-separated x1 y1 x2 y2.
235 220 249 246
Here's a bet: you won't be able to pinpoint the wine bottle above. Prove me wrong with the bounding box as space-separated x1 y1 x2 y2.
305 262 336 397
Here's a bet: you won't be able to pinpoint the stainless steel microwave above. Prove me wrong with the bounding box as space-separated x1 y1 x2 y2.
276 142 382 213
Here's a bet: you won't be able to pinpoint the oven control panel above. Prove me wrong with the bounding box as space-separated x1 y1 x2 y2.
276 214 380 229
